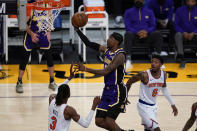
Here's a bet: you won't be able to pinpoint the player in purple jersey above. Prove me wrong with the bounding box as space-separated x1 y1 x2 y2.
15 0 57 93
74 27 133 131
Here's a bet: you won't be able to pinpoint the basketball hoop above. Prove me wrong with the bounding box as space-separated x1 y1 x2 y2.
28 0 66 32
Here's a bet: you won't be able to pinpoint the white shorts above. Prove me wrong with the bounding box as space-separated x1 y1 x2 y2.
137 102 158 130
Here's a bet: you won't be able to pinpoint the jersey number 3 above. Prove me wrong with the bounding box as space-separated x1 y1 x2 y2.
152 89 158 97
50 116 57 130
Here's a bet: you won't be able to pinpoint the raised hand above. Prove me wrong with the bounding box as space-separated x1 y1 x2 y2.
74 63 86 72
69 63 77 79
92 96 101 110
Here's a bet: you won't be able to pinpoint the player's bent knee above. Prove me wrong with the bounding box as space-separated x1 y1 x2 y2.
47 62 54 67
105 117 116 130
153 127 161 131
144 119 158 131
46 56 54 67
95 118 104 127
45 50 54 67
19 64 26 71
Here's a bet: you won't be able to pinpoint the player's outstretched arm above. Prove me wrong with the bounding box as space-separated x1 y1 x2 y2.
74 53 125 76
126 71 148 93
49 94 56 105
161 72 178 116
182 103 197 131
62 63 76 85
64 96 100 128
75 28 107 52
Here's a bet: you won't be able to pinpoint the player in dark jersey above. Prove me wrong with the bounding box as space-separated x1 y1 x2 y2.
74 27 133 131
15 0 57 93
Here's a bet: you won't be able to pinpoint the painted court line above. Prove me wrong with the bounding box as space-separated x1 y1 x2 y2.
0 94 196 99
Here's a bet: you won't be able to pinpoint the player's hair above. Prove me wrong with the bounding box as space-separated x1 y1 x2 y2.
55 84 70 106
111 32 123 45
152 55 164 64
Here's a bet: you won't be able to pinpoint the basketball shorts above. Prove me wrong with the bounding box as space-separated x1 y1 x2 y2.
96 83 127 120
24 31 50 51
137 101 158 130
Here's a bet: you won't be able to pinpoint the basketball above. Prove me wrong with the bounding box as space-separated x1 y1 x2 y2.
72 12 88 28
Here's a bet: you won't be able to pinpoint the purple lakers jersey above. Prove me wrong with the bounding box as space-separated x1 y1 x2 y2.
104 48 126 86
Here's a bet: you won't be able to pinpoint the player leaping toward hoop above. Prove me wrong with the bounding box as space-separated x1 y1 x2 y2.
16 0 57 93
126 55 178 131
48 64 101 131
73 26 133 131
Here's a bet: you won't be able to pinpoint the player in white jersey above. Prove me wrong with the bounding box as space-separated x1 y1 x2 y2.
126 55 178 131
182 102 197 131
48 64 101 131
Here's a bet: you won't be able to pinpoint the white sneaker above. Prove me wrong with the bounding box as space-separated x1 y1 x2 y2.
16 82 23 93
48 82 57 91
125 59 132 70
160 51 168 56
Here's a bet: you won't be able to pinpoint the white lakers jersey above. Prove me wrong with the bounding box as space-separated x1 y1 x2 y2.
48 99 71 131
139 69 165 105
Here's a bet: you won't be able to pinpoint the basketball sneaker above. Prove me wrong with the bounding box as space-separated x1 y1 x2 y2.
48 82 57 91
16 81 23 93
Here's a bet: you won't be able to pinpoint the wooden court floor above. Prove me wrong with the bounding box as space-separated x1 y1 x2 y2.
0 82 196 131
0 64 196 130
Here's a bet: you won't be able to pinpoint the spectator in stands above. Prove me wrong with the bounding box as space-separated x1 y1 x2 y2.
148 0 175 45
124 0 165 69
174 0 197 61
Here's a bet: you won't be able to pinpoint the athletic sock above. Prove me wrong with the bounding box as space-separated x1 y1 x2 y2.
18 78 22 84
50 77 54 83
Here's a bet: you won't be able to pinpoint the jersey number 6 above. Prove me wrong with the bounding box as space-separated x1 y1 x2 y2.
152 89 158 97
50 116 57 130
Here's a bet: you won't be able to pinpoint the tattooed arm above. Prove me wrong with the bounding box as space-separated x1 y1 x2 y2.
75 53 125 76
126 71 148 93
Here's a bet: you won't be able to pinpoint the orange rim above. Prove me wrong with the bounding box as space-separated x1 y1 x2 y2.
32 1 64 11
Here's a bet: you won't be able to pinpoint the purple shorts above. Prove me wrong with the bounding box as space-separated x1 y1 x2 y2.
24 31 50 51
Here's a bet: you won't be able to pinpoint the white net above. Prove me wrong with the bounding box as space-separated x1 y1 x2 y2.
33 1 64 32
